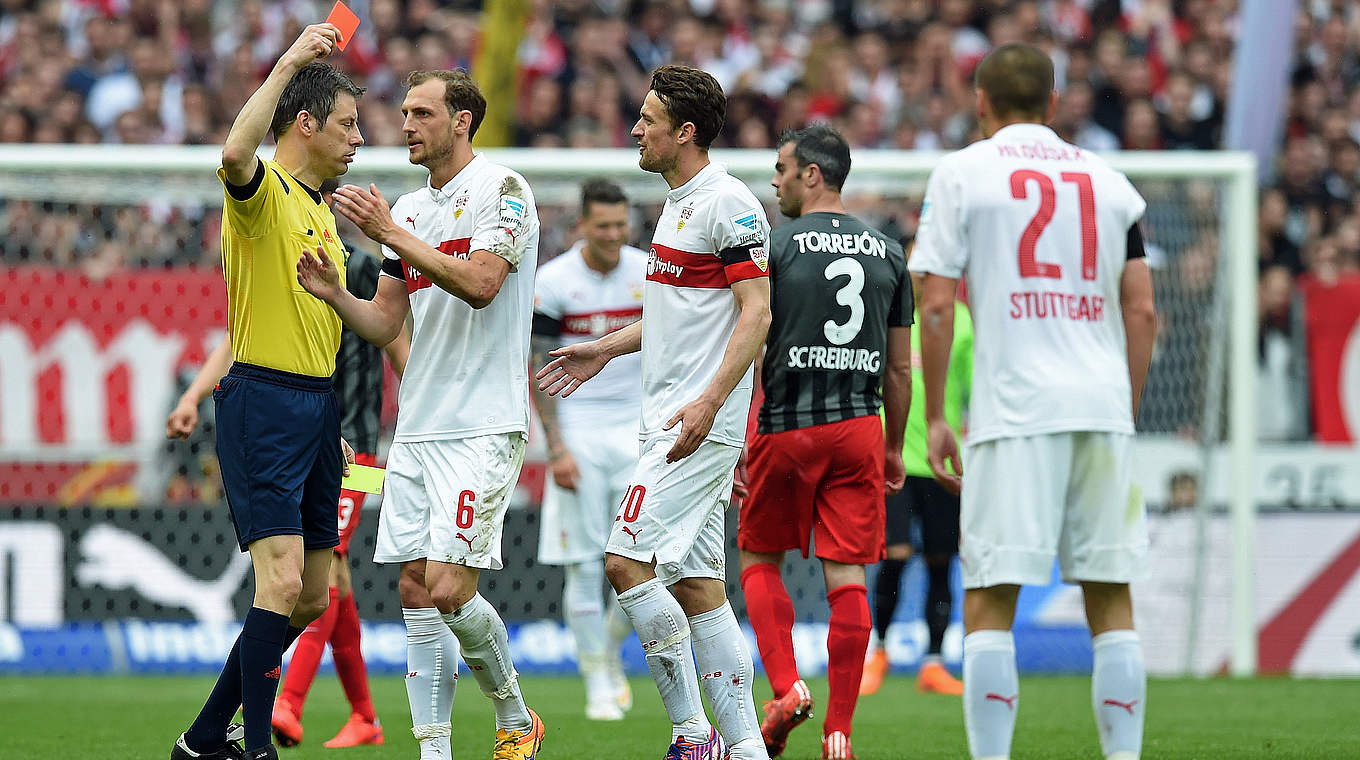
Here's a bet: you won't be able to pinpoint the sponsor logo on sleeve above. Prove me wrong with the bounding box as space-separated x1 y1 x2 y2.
731 209 764 245
499 195 527 227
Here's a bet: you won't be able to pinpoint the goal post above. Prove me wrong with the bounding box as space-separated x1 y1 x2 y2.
0 144 1258 675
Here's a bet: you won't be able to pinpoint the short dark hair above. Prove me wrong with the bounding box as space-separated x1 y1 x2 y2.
649 65 726 148
975 42 1054 121
405 69 487 139
777 124 852 192
580 177 627 216
271 62 365 141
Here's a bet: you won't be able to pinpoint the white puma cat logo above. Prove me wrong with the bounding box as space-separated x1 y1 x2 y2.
76 524 251 623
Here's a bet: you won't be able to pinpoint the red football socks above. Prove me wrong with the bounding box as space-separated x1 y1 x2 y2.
824 584 871 736
280 587 340 715
330 591 376 723
740 562 800 696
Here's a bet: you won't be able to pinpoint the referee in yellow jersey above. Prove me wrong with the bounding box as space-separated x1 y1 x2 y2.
171 24 366 760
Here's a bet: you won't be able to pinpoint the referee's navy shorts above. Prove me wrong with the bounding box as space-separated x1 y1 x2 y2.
214 362 342 552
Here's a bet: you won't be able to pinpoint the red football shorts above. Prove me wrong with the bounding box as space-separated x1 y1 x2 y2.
335 451 376 556
739 415 885 565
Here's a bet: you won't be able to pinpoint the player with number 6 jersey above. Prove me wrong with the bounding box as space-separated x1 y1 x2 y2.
909 43 1156 760
296 69 545 760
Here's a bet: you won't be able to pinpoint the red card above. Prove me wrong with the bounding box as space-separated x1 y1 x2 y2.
325 1 360 51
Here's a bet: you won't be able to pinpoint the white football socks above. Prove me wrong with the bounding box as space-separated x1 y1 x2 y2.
618 578 711 743
402 607 458 760
441 594 532 732
689 602 766 759
1092 629 1145 760
963 630 1018 760
606 589 633 665
565 560 613 702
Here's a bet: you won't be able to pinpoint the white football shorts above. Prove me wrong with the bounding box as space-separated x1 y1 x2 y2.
960 431 1147 588
605 433 739 586
374 433 527 569
537 422 639 565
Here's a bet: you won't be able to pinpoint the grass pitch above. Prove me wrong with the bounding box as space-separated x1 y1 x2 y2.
3 674 1357 759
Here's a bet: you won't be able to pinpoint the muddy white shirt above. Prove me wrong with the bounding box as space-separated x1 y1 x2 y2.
380 154 539 441
909 123 1146 443
641 162 770 447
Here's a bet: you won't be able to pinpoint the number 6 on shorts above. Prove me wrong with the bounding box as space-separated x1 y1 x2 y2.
456 489 475 529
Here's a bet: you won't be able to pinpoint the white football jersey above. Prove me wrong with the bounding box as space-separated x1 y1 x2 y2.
381 154 539 442
642 162 770 447
534 241 647 429
909 123 1146 443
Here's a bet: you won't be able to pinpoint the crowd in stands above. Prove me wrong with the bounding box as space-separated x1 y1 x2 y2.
2 0 1360 440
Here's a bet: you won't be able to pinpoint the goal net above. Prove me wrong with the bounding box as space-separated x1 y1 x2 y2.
0 145 1257 677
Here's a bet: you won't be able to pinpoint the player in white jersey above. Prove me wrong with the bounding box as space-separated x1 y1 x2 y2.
296 70 545 760
909 44 1157 760
530 178 646 721
538 65 773 760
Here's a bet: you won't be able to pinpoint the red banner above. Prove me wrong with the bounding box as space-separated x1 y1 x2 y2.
0 268 228 503
1301 273 1360 443
0 267 545 506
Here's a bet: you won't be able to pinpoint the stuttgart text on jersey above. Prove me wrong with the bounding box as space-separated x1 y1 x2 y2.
1009 290 1106 321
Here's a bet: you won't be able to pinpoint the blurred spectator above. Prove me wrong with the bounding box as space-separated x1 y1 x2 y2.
1257 265 1309 441
1158 69 1216 149
1053 78 1118 151
1259 188 1305 275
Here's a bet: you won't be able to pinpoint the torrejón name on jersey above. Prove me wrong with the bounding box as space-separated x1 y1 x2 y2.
760 212 913 434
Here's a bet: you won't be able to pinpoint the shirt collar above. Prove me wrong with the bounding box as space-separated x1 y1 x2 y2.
991 123 1061 142
426 154 485 202
666 161 723 203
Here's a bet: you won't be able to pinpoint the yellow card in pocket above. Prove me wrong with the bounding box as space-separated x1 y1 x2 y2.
341 463 386 494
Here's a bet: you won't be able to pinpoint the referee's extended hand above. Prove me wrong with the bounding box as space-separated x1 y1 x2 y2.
926 418 963 495
296 246 342 302
333 183 395 244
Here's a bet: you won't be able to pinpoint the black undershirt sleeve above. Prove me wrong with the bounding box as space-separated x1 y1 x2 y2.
223 161 265 201
531 313 563 339
1127 222 1146 260
380 258 405 279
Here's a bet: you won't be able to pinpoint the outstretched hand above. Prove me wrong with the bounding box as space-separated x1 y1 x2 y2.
333 183 395 243
296 245 342 301
536 340 610 398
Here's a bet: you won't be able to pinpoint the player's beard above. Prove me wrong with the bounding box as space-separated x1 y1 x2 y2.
638 144 674 175
415 132 456 170
778 194 802 218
